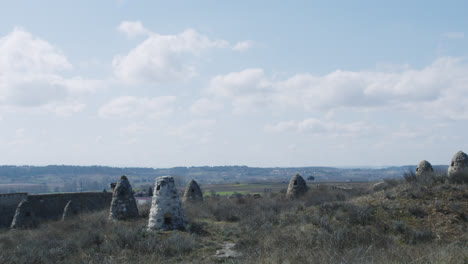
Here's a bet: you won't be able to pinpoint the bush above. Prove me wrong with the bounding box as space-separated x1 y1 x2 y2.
403 171 418 184
383 178 400 187
186 221 210 236
408 204 427 218
156 232 196 257
392 220 408 233
407 228 434 244
346 204 375 226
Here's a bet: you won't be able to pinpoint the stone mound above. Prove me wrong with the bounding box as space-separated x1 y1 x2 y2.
109 175 139 220
148 176 185 231
62 200 79 220
416 160 434 178
11 198 38 229
448 151 468 183
182 179 203 203
286 173 307 198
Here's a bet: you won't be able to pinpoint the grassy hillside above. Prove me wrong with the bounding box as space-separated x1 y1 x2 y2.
0 176 466 263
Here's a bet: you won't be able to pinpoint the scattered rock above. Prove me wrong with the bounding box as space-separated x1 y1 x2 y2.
215 242 242 258
287 173 307 198
109 175 139 220
448 151 468 183
11 198 38 229
148 176 186 231
62 200 79 220
182 179 203 203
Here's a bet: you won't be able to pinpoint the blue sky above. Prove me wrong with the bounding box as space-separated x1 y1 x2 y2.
0 1 467 167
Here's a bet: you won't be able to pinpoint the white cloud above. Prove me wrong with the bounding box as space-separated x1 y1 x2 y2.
120 122 149 133
61 78 107 94
207 57 468 120
207 68 266 97
207 68 270 113
189 98 224 115
441 32 464 39
98 96 176 119
0 28 71 73
168 119 217 144
0 28 103 114
232 40 253 51
113 25 228 84
266 118 369 137
46 101 86 117
117 21 151 38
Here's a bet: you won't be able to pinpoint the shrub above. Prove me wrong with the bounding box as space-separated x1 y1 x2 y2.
383 178 400 187
186 221 209 236
392 220 408 233
407 228 434 244
408 204 427 218
346 204 375 226
385 190 395 200
156 232 196 257
138 204 151 218
403 171 418 184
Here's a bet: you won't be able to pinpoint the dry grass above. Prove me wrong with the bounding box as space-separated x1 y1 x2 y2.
0 177 467 264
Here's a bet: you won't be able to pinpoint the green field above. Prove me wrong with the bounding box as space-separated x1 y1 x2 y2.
184 181 373 196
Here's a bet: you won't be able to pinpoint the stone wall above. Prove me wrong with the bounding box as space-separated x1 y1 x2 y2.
27 192 112 221
0 192 112 228
0 193 28 228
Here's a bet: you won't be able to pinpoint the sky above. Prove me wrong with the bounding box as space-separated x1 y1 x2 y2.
0 0 467 168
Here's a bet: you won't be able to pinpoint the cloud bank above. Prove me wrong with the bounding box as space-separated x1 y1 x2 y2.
113 22 228 84
0 28 103 115
207 57 468 121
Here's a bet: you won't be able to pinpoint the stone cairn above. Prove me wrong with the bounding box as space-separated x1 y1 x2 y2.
415 160 434 178
148 176 186 231
11 198 38 229
182 179 203 203
62 200 79 221
109 175 139 220
286 173 308 199
448 151 468 183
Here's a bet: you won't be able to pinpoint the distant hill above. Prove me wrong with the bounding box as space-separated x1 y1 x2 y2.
0 164 449 194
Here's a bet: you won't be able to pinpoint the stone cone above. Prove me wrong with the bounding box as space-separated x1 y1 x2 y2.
109 175 139 220
416 160 434 178
182 179 203 203
448 151 468 183
148 176 185 231
286 173 307 199
11 198 38 229
62 200 79 221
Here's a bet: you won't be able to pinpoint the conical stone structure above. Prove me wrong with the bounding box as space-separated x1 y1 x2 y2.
286 173 307 199
62 200 79 220
148 176 185 231
11 199 38 229
182 179 203 203
415 160 434 178
109 175 139 220
448 151 468 183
